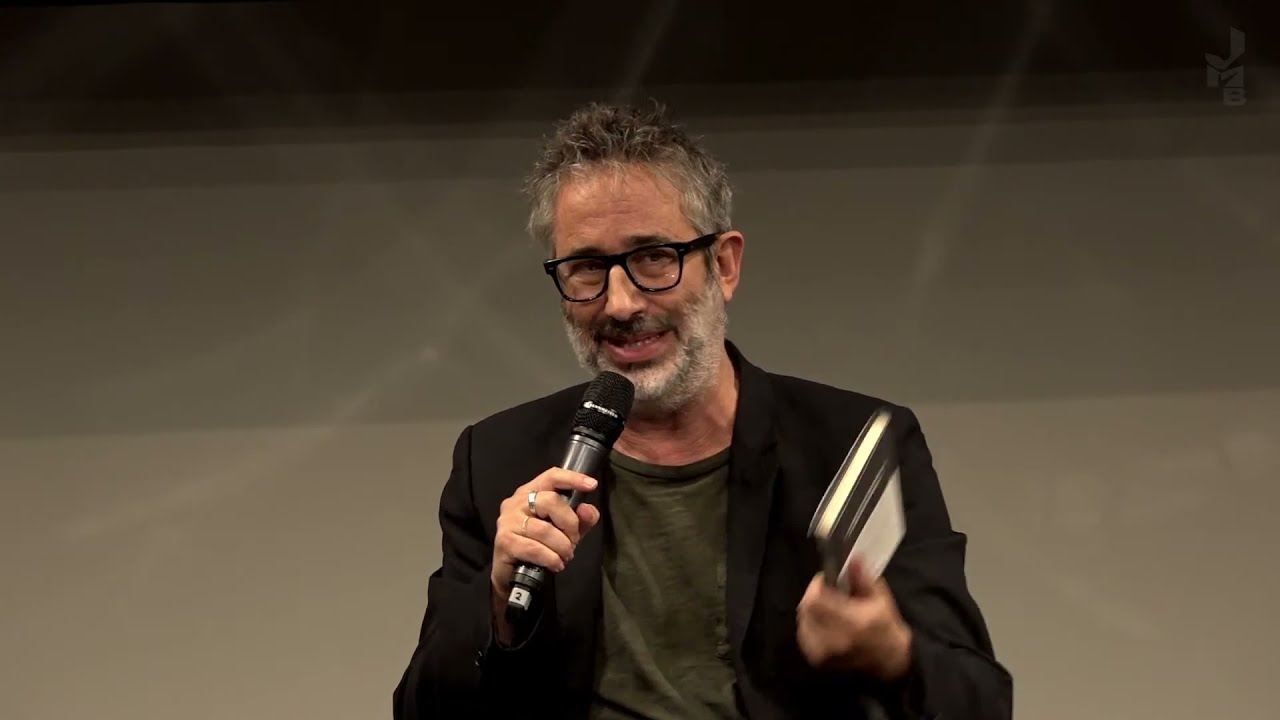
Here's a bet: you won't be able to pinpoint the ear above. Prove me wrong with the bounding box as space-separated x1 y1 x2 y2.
711 230 745 301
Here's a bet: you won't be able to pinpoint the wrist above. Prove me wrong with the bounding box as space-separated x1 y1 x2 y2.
490 581 515 645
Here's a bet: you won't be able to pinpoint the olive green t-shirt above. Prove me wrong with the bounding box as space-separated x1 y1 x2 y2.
588 447 742 720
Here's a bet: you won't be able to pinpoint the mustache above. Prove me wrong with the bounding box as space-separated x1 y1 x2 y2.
592 315 675 342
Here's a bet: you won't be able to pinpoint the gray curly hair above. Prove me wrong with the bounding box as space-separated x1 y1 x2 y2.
524 101 733 257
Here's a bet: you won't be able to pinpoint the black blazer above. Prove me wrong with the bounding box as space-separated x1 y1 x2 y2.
393 342 1012 719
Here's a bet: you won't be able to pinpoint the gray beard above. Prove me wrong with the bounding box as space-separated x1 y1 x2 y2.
562 278 728 416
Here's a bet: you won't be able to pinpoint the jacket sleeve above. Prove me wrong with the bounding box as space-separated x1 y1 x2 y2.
875 406 1014 720
392 425 564 719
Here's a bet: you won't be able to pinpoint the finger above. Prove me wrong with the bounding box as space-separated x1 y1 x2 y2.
844 555 875 598
829 588 883 641
507 533 567 572
575 503 601 534
536 493 582 544
804 572 851 612
494 519 563 571
526 468 599 495
795 613 831 664
798 579 847 634
519 516 576 564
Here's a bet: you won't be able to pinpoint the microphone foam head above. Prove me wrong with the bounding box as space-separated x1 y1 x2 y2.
573 371 635 446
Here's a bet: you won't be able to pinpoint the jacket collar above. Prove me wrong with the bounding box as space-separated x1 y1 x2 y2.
724 338 778 464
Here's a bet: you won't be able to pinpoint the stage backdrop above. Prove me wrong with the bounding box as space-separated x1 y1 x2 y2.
1 53 1277 720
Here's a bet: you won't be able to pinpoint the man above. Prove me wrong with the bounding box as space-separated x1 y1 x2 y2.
393 102 1012 719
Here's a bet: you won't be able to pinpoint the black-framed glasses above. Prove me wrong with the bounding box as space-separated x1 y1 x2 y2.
543 233 719 302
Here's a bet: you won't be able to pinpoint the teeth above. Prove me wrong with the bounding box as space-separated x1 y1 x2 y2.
615 333 659 347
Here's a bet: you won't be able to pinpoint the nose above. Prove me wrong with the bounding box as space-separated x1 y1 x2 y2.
602 265 645 321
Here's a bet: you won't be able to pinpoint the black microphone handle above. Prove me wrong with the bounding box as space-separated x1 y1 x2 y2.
562 432 609 508
505 431 610 618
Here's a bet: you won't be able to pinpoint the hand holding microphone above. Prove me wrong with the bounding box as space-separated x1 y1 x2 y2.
488 371 634 642
489 469 601 642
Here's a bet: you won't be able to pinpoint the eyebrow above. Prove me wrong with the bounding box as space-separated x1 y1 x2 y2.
562 234 674 258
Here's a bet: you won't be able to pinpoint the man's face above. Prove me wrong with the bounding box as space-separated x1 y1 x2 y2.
551 165 741 411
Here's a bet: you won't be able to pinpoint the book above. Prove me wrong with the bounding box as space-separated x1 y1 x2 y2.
807 407 906 592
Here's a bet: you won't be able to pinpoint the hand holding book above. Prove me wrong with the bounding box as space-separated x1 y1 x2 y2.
795 553 915 682
797 407 913 681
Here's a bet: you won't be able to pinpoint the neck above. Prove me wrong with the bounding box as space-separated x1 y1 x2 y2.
614 346 738 466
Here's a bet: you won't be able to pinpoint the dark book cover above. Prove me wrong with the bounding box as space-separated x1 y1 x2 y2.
807 407 906 590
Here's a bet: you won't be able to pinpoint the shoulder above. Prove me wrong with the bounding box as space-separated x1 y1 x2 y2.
466 381 588 444
463 379 597 465
754 366 950 532
765 368 921 434
756 366 935 487
454 382 589 479
444 381 591 520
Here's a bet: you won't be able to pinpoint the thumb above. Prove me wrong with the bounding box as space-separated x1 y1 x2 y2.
576 503 601 532
844 555 875 597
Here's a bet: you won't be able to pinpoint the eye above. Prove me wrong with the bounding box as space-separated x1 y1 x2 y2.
635 248 673 264
564 258 607 276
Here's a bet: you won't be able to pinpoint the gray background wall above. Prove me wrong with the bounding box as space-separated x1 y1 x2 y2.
1 3 1277 719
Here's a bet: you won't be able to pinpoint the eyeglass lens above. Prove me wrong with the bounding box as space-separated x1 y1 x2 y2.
554 246 683 300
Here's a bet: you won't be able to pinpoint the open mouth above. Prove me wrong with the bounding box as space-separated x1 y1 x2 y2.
605 332 665 349
601 330 671 363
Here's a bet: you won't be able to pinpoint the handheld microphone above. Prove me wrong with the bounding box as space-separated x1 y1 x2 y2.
506 371 634 619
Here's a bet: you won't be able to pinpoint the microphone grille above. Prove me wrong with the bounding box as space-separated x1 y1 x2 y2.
573 371 635 445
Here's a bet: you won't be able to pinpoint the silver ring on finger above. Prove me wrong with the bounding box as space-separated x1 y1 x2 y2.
527 490 539 516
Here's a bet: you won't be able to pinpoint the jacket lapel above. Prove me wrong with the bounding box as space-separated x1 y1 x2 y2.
724 342 781 657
